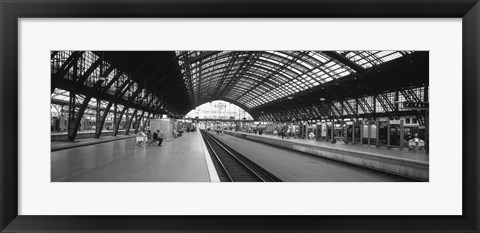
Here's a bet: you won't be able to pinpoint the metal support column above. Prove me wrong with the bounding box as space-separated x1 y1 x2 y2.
352 121 355 144
67 81 104 141
367 123 371 146
400 119 405 150
113 103 117 135
141 113 151 131
387 120 391 148
303 123 307 139
67 91 76 141
331 122 335 143
135 111 145 134
95 99 102 138
94 74 107 138
95 102 113 138
125 109 138 135
114 107 127 136
359 123 363 145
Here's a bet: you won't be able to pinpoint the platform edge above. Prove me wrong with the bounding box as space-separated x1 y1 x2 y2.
197 130 220 182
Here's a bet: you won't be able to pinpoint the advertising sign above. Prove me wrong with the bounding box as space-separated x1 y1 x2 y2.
363 125 369 138
321 123 327 137
370 125 377 139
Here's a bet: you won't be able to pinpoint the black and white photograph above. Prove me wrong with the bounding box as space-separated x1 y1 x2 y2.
51 50 429 182
4 1 479 232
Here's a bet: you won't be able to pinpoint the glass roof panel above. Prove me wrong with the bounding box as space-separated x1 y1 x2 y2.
343 51 409 68
176 50 414 109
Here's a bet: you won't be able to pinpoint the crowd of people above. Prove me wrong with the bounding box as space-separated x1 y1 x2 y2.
138 129 164 147
250 125 319 141
251 128 264 135
172 128 184 138
137 125 197 147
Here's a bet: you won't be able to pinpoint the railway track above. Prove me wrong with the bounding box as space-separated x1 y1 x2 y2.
201 130 282 182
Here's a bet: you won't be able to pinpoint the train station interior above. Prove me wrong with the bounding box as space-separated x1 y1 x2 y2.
51 51 429 182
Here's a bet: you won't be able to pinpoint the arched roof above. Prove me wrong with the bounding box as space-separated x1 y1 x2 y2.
175 51 414 113
52 50 426 121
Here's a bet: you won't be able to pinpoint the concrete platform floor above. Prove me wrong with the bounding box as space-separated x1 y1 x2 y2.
51 131 212 182
51 130 115 135
51 135 134 151
239 132 429 162
211 132 414 182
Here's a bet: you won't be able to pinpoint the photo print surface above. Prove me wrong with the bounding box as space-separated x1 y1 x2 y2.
51 51 429 182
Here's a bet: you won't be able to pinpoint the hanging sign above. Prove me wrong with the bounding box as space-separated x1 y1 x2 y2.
403 102 429 110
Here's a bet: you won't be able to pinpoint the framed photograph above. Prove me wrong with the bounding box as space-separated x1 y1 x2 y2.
1 0 479 232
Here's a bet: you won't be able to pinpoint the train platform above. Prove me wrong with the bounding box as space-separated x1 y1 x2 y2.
51 130 126 141
208 131 415 182
51 135 135 151
51 130 219 182
223 130 429 181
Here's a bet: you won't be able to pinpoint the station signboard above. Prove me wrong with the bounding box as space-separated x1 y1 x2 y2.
390 119 400 124
403 101 429 110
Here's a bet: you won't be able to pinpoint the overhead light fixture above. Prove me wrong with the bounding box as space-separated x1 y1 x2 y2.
319 98 325 101
287 96 293 100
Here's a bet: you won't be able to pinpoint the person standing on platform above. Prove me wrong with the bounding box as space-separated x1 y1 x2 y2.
283 125 290 139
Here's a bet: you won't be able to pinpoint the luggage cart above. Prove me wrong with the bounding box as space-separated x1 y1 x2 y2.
136 132 148 149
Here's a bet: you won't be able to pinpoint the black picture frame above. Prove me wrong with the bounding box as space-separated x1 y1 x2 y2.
1 0 479 232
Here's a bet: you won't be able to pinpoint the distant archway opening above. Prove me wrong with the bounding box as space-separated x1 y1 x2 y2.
185 100 254 121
